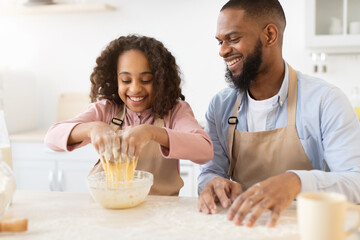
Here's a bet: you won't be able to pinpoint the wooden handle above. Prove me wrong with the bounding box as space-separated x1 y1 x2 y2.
0 218 28 232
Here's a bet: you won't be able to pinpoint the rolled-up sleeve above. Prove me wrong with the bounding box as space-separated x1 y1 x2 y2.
160 101 213 164
198 96 231 193
44 99 117 152
44 122 86 151
290 87 360 203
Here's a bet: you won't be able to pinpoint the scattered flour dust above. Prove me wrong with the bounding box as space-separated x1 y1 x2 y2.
25 196 299 240
87 198 299 240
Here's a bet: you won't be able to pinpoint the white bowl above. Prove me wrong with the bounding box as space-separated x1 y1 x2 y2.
87 170 153 209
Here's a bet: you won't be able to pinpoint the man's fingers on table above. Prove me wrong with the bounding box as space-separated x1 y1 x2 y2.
197 197 209 214
227 193 246 221
213 182 231 208
227 187 256 219
227 188 264 224
267 205 281 228
231 195 260 225
198 195 211 214
199 189 217 214
244 198 272 227
230 182 242 203
204 191 218 214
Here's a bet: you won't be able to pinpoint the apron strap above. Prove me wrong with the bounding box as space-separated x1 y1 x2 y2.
154 118 164 128
110 104 126 131
287 64 297 127
111 104 164 129
227 98 240 176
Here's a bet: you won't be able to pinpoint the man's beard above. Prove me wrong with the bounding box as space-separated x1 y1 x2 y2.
225 39 263 92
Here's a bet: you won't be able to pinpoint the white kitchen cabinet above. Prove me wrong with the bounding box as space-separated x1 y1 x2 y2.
55 159 95 192
10 131 97 192
179 162 200 197
13 158 55 191
306 0 360 52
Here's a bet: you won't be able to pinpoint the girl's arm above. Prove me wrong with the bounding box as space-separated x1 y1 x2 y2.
44 99 118 152
100 100 212 163
119 101 213 161
162 101 213 164
67 122 93 145
68 121 120 156
68 121 106 145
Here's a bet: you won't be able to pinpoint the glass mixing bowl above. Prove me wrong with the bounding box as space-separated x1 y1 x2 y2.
87 170 153 209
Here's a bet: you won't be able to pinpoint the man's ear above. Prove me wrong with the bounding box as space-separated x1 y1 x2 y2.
261 23 278 47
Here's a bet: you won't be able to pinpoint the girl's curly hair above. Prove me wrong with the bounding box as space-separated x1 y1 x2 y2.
90 34 185 118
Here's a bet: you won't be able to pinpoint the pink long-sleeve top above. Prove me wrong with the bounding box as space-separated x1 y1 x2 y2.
44 99 213 164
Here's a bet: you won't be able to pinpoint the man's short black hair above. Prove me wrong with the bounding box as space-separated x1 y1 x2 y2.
221 0 286 31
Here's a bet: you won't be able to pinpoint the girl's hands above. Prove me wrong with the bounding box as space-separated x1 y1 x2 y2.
120 124 156 157
88 122 120 160
85 122 168 159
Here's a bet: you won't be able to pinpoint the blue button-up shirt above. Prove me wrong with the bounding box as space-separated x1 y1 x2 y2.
198 63 360 203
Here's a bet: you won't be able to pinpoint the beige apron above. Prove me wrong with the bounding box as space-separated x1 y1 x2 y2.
89 106 184 196
227 64 314 191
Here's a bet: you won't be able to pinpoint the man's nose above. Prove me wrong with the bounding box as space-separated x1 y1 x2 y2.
219 42 231 58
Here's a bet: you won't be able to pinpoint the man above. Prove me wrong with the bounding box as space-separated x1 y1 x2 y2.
198 0 360 228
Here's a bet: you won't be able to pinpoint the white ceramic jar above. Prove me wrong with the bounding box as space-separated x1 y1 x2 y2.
349 21 360 34
329 17 342 34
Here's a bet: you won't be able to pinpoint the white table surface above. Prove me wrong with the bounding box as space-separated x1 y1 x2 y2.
1 190 359 240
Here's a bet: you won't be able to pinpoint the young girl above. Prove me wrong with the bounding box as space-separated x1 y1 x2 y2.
44 35 213 196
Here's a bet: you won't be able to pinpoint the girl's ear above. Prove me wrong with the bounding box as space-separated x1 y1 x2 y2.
261 23 278 47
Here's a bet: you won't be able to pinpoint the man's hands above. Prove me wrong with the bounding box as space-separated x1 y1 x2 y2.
198 172 301 227
198 177 242 214
227 172 301 227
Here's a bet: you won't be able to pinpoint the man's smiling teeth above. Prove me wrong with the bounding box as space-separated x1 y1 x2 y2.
129 96 145 102
226 58 241 66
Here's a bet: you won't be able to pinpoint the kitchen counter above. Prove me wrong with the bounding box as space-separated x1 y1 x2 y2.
9 129 47 142
1 190 358 240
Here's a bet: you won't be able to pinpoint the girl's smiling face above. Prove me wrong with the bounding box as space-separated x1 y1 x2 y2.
117 50 155 113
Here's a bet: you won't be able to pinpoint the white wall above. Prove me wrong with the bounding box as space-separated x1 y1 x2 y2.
0 0 359 132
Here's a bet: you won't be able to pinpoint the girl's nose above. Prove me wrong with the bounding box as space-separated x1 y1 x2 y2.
129 81 141 93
